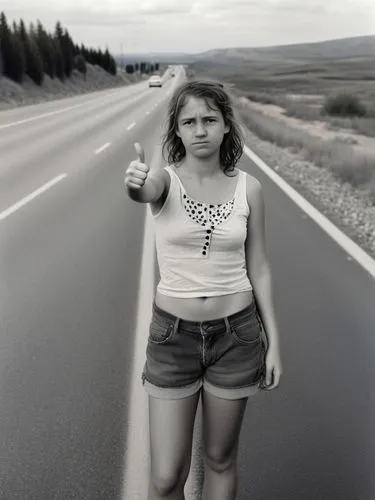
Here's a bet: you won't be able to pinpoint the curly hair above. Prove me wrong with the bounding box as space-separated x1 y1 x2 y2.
161 80 244 174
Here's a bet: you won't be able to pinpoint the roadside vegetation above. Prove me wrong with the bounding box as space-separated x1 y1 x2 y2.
0 10 161 109
189 52 375 204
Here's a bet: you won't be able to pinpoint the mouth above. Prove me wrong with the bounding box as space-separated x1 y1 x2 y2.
193 141 209 145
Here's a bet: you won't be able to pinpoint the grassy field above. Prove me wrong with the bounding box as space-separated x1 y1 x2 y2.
188 44 375 202
191 55 375 136
235 98 375 202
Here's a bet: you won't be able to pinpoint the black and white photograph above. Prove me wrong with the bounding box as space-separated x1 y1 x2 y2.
1 1 374 499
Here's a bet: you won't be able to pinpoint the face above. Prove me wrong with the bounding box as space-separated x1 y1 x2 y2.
175 95 230 159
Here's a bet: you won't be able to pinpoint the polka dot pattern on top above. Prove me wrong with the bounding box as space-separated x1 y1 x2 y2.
182 193 235 256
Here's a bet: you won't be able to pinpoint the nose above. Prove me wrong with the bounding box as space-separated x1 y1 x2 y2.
195 121 206 137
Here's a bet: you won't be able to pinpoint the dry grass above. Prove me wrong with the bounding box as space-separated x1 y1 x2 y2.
190 52 375 202
230 87 375 138
236 101 375 203
204 52 375 135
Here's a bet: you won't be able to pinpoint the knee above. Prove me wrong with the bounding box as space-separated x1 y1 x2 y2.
151 464 189 497
204 446 236 473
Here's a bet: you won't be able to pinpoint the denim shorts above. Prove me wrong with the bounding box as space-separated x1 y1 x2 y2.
141 299 268 400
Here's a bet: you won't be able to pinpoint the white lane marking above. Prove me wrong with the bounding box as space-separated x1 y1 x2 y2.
121 206 154 500
95 142 111 155
244 144 375 280
0 174 67 221
127 122 136 131
0 91 122 130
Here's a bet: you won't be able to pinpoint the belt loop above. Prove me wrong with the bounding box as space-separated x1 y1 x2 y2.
224 316 230 334
173 317 180 335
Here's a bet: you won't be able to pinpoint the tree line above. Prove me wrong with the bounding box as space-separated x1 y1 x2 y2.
0 11 159 87
124 62 160 74
0 12 117 85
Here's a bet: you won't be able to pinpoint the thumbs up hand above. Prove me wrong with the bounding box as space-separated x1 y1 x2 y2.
125 142 150 190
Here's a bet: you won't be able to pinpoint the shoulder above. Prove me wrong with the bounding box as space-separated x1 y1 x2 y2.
149 165 171 190
242 172 264 213
149 166 172 215
243 172 262 192
234 168 262 191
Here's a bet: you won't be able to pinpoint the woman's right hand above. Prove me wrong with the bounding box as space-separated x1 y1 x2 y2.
124 142 150 190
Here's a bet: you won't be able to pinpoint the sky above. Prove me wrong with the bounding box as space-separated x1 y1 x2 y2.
2 0 375 55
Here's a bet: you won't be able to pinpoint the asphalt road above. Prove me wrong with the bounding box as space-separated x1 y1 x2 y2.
1 68 374 500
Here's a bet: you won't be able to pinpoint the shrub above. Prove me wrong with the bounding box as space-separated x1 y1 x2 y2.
323 92 367 118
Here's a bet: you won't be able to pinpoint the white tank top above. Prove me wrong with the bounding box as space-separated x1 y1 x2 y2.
150 165 253 298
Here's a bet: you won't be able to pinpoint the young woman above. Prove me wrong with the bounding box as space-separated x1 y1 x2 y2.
125 80 282 500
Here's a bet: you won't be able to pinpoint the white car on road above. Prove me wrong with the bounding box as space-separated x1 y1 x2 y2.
149 75 162 87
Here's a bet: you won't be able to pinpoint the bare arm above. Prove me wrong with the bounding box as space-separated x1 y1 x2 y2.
245 174 280 352
245 174 282 389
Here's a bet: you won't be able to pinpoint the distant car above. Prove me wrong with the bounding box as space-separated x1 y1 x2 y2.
149 75 162 87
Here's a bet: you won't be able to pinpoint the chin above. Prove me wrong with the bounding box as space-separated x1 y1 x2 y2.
193 152 215 159
188 146 214 156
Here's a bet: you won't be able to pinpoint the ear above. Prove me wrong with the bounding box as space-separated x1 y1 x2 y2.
176 127 181 138
224 123 230 134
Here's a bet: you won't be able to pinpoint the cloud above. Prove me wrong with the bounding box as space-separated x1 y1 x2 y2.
3 0 191 20
190 3 206 16
139 1 190 15
5 0 374 22
2 0 374 53
204 10 227 19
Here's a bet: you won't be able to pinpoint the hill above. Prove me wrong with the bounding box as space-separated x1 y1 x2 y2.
195 34 375 63
112 35 375 69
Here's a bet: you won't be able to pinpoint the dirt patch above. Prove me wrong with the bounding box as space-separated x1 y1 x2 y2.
286 93 325 103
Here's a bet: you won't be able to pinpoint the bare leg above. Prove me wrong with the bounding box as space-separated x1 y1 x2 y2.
201 390 248 500
148 391 201 500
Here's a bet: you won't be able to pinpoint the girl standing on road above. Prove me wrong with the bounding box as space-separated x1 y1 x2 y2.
125 80 282 500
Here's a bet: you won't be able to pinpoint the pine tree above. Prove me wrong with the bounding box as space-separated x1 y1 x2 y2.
0 12 13 78
62 28 74 77
19 19 44 85
36 20 56 78
11 28 25 83
1 11 124 87
103 47 111 72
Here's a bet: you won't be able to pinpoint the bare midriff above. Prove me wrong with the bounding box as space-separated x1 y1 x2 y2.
154 289 254 321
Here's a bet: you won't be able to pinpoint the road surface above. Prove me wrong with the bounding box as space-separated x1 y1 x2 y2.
1 67 374 500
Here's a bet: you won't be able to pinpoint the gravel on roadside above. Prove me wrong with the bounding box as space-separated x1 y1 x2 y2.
241 125 375 262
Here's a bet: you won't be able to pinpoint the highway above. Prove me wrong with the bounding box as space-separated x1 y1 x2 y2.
1 66 374 500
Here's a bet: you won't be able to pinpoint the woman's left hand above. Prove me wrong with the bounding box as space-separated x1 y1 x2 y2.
261 345 283 390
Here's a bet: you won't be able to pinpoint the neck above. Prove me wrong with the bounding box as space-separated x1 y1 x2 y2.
180 152 222 179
